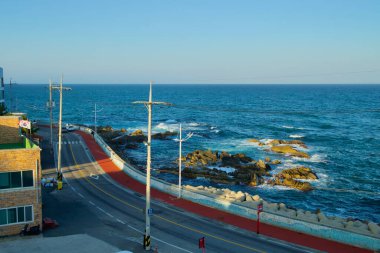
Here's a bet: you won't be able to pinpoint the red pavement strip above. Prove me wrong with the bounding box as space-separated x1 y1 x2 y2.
76 131 370 253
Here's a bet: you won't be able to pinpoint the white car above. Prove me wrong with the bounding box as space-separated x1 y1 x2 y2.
65 124 77 132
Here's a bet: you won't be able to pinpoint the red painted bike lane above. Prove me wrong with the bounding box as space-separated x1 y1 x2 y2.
76 131 371 253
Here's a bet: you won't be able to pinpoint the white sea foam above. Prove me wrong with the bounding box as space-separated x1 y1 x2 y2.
292 154 327 163
156 122 177 132
165 119 177 124
282 125 294 129
188 122 200 127
289 134 304 138
208 166 236 173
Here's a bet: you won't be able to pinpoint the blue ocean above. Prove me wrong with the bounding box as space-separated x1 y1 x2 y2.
7 84 380 222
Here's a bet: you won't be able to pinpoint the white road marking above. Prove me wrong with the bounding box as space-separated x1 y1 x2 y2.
78 193 84 198
71 186 76 192
105 212 114 218
97 206 106 213
116 219 126 225
127 225 193 253
89 201 95 206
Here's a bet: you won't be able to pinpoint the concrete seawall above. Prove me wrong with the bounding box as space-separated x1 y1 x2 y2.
78 126 380 251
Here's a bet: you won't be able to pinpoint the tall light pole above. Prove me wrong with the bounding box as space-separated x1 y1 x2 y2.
133 81 171 250
47 80 56 148
93 103 103 133
51 76 71 189
174 124 193 198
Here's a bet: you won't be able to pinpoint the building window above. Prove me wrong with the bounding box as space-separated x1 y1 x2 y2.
0 170 34 190
0 206 33 226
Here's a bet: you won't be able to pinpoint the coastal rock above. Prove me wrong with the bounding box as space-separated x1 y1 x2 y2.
152 131 178 140
131 129 144 136
368 222 380 235
271 145 310 158
265 157 271 163
269 177 313 191
271 159 282 165
248 139 260 143
278 167 318 180
268 139 307 149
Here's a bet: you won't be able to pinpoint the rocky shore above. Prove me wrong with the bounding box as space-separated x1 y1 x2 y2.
95 126 319 191
91 125 380 239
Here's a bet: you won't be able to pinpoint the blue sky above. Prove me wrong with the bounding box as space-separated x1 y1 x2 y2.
0 0 379 84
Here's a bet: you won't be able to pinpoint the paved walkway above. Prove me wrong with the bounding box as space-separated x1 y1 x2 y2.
77 131 370 253
0 234 121 253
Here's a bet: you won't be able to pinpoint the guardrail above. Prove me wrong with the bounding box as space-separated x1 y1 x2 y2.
78 126 380 251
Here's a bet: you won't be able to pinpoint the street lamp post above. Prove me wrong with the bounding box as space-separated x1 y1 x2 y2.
133 81 171 250
174 124 193 198
93 103 103 133
51 76 71 189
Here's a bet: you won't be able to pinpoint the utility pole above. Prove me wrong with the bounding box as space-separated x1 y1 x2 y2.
47 80 55 148
51 76 71 190
133 81 171 251
174 124 193 198
93 103 103 133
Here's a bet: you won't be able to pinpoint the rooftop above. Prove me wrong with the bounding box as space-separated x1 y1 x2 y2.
0 136 38 150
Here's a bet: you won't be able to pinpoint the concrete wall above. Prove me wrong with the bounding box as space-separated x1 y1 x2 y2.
0 146 42 236
79 126 380 251
0 116 21 144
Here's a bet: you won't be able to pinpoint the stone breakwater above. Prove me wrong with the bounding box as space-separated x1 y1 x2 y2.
183 184 380 238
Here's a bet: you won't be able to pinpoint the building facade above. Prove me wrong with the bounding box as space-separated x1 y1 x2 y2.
0 67 5 111
0 116 42 236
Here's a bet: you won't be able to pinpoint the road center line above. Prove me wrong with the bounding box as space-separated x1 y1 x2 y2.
116 219 126 225
78 193 85 198
106 212 114 218
128 225 193 253
68 140 265 253
89 201 95 206
97 206 106 213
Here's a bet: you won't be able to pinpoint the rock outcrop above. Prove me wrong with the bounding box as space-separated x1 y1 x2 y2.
268 166 318 191
271 145 310 158
152 131 177 140
278 167 318 180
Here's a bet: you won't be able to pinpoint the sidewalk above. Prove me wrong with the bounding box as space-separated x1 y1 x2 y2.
0 234 121 253
77 131 370 253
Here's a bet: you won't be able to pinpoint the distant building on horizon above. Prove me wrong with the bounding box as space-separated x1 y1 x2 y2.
0 67 5 111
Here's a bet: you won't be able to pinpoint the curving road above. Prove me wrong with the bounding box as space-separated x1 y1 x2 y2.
41 127 318 253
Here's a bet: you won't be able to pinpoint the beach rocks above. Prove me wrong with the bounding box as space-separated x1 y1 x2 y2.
268 176 313 191
271 145 310 158
248 138 310 158
278 167 318 180
131 129 144 136
152 131 178 140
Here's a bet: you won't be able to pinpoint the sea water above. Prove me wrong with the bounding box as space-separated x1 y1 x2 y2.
8 84 380 222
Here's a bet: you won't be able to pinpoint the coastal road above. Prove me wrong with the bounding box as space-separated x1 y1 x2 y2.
41 126 319 253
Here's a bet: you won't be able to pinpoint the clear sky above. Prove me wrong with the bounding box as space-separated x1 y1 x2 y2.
0 0 379 84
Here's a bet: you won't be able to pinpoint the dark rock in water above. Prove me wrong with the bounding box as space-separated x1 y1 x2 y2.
131 129 144 136
271 145 310 158
268 166 317 191
278 167 318 180
152 131 178 140
271 159 282 165
268 139 308 149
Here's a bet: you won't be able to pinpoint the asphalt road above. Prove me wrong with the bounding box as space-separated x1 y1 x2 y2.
40 127 319 253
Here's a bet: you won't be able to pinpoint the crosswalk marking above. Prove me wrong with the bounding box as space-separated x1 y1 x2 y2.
56 141 81 145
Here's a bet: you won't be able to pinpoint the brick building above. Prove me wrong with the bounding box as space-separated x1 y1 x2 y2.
0 115 42 236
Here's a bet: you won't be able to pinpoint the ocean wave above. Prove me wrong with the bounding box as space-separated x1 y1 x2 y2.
292 154 327 163
282 125 306 130
165 119 178 124
289 134 305 138
208 166 235 173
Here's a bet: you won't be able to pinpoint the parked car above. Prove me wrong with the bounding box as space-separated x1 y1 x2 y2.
65 124 77 132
